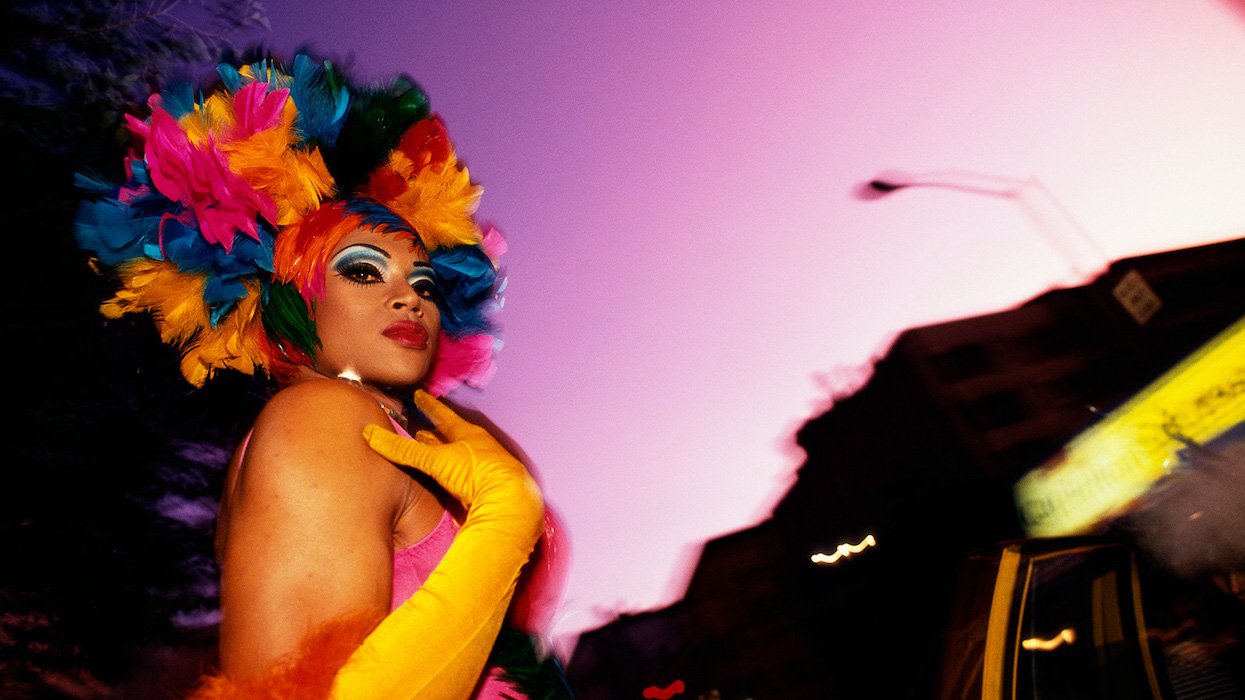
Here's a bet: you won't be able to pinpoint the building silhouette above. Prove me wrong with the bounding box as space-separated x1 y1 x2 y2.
567 237 1245 699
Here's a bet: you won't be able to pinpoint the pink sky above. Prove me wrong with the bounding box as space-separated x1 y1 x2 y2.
258 0 1245 653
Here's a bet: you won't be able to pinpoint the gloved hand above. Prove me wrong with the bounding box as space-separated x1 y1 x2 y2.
330 390 545 700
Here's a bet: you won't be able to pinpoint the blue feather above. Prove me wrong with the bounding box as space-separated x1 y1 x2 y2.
429 245 499 335
216 63 244 93
74 172 117 196
344 197 417 237
75 188 173 266
159 218 276 324
291 54 350 147
159 82 197 119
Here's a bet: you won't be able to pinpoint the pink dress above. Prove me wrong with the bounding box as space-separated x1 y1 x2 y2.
389 498 524 699
384 417 527 698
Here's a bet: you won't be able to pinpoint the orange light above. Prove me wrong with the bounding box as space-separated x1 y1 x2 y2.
1021 627 1076 651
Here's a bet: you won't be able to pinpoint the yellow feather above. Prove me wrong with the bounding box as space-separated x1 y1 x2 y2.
225 104 335 224
177 283 267 386
103 262 269 385
181 92 237 146
386 150 417 180
102 261 207 345
387 163 482 250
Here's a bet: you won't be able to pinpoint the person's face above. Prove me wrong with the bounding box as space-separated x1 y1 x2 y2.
312 227 441 392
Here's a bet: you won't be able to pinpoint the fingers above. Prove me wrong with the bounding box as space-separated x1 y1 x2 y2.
414 430 442 446
364 424 433 470
412 390 479 443
364 424 477 506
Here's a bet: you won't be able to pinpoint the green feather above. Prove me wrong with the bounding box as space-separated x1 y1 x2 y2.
324 76 431 194
488 626 574 699
261 282 319 359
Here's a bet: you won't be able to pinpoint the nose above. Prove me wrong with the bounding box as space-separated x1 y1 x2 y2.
389 281 426 315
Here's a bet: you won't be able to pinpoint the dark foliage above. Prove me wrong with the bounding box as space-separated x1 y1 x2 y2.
0 1 269 696
0 0 269 169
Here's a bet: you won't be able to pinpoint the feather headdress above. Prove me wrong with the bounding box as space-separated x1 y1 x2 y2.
77 55 503 394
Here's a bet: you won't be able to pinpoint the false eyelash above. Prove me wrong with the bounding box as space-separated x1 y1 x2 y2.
337 260 385 284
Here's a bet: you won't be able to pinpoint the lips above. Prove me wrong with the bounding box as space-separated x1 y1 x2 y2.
382 320 429 349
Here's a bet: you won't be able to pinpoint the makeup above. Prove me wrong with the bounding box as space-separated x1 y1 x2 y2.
383 320 430 349
331 244 391 284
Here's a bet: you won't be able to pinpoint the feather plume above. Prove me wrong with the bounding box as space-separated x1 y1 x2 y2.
391 116 453 174
215 62 245 94
290 54 350 147
144 107 277 251
479 225 507 263
428 245 499 335
102 260 271 386
180 283 267 386
224 100 334 225
261 281 320 364
103 259 208 347
159 82 199 120
75 188 166 266
237 59 292 91
180 91 235 146
425 332 497 397
323 77 430 193
79 53 505 393
231 83 288 138
385 159 482 250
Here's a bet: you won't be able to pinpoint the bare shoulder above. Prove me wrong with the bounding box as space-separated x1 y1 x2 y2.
257 377 390 433
243 378 403 496
251 378 388 460
218 378 404 676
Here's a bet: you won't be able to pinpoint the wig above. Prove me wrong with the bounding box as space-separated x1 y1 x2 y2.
76 55 503 395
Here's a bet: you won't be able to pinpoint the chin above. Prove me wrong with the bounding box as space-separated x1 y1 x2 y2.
328 353 434 390
360 368 434 392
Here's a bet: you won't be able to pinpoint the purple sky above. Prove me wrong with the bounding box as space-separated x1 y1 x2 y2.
258 0 1245 653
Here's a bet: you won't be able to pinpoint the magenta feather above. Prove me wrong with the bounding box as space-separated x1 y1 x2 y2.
425 332 497 396
142 108 277 251
232 83 289 138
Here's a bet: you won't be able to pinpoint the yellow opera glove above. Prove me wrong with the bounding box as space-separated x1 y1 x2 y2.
330 391 545 700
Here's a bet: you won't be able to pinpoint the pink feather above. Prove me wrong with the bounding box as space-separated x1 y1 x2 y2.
232 83 290 138
425 332 497 396
479 225 507 263
143 109 277 251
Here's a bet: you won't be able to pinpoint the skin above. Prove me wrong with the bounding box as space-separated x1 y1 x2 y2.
215 227 448 678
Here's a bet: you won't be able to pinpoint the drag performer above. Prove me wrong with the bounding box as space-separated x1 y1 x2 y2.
76 54 569 698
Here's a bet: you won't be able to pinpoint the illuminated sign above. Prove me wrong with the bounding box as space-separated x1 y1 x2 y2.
1015 314 1245 536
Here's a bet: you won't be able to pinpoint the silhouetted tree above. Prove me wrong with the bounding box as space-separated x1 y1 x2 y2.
1 0 268 166
0 2 268 697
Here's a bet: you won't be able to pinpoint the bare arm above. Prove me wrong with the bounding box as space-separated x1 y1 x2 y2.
217 380 413 678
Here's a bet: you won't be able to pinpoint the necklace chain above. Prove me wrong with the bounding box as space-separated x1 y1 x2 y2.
383 403 409 430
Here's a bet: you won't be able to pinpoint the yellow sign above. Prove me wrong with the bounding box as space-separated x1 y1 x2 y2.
1015 314 1245 536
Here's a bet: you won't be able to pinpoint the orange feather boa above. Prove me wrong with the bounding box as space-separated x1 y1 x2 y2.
187 612 381 700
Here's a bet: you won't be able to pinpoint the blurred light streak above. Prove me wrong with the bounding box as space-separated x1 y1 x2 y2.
811 534 877 565
1021 627 1076 651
